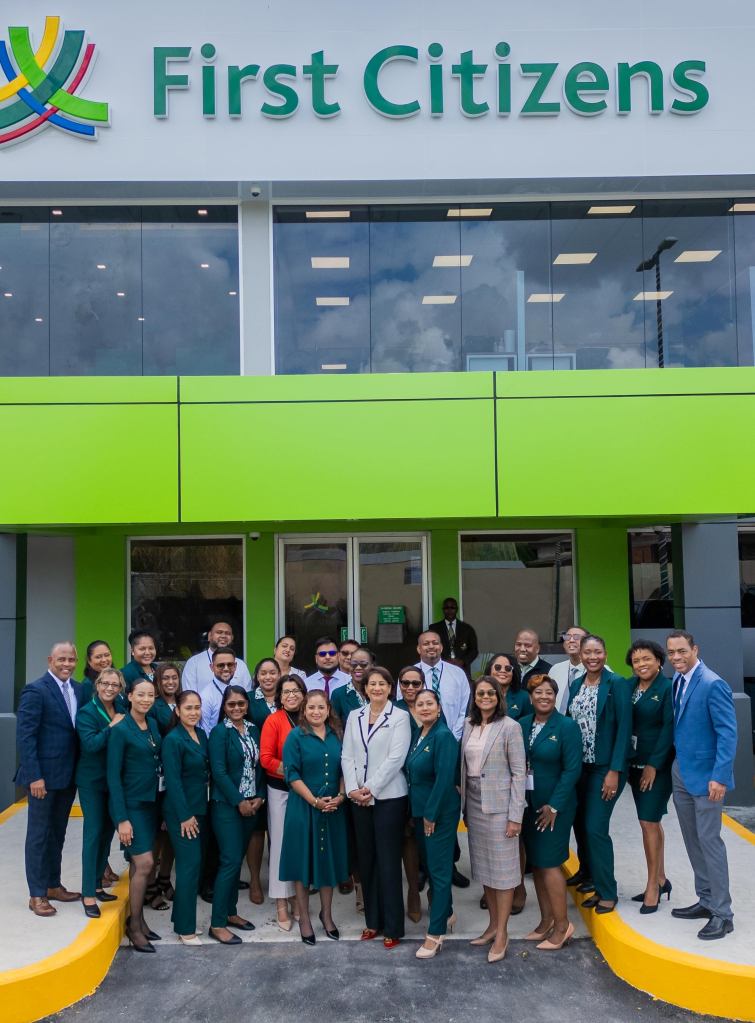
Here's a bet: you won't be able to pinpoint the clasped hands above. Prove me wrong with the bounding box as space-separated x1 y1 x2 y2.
348 787 374 807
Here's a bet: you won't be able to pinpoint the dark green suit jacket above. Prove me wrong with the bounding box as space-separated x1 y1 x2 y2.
507 689 532 721
629 672 674 769
209 721 267 807
162 724 210 820
75 697 117 789
106 714 162 822
567 668 632 771
404 718 460 822
249 692 276 730
79 679 128 714
149 697 177 736
519 712 583 814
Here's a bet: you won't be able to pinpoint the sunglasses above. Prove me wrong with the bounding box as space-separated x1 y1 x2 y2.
351 660 371 668
492 664 513 672
400 679 424 688
225 701 247 708
317 649 338 657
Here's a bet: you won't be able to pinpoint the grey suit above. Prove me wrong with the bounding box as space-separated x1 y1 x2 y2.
460 717 526 820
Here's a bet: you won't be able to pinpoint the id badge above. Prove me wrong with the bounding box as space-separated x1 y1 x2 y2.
631 734 638 752
525 772 535 791
158 774 166 793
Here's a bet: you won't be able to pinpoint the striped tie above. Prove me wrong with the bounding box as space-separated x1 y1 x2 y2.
431 667 440 693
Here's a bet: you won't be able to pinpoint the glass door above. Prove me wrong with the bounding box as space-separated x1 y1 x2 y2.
278 534 429 677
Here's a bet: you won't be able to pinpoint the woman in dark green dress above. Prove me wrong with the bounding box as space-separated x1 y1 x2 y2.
145 662 182 909
76 667 126 917
106 678 163 952
280 690 348 945
405 689 460 960
246 657 280 904
625 640 674 913
162 690 209 945
485 653 531 721
208 685 266 946
395 664 424 922
519 675 583 950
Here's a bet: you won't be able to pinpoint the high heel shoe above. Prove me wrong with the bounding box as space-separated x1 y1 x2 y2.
640 887 662 914
416 935 444 959
126 929 155 954
632 879 672 902
300 931 316 946
576 880 596 894
488 940 509 963
470 932 495 946
524 922 554 941
536 922 574 951
318 911 339 940
276 912 293 932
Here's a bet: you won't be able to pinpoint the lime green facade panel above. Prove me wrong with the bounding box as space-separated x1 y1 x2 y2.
494 366 755 398
0 376 177 405
0 404 179 525
180 398 496 521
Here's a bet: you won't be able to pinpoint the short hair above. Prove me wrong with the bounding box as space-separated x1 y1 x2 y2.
562 625 589 638
468 676 507 725
484 652 522 693
218 684 249 723
442 597 458 607
274 673 306 709
94 667 125 694
208 617 235 633
298 689 342 739
351 646 375 663
527 673 559 696
50 640 77 656
128 629 156 647
156 662 183 700
580 633 606 650
418 630 443 644
165 689 201 733
364 665 396 699
515 628 540 642
667 629 696 647
338 638 358 650
313 636 338 652
625 640 666 669
211 645 236 662
398 664 424 684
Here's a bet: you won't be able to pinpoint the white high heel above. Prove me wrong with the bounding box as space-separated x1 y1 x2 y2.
416 935 444 959
178 934 202 947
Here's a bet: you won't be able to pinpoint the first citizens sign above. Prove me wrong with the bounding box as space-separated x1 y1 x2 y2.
154 42 709 121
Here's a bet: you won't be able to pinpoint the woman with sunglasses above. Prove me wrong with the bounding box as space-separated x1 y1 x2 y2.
331 646 373 727
395 665 425 922
260 673 305 930
208 685 265 945
76 667 126 917
485 653 531 721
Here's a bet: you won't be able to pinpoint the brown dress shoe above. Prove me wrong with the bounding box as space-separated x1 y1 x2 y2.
47 886 81 902
29 896 57 916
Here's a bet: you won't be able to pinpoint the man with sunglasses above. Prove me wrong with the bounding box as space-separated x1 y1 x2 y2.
549 626 589 713
183 619 252 695
305 636 349 696
200 647 244 736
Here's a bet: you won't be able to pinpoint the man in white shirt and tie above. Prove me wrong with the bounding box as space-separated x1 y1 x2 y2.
549 626 589 713
200 647 245 735
182 619 252 694
305 636 350 696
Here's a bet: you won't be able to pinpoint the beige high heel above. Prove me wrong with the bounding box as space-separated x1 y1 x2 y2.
488 939 509 963
536 922 574 951
416 935 444 959
523 921 554 941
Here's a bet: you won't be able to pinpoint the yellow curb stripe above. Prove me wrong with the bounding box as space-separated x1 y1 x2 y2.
0 799 26 825
723 812 755 847
563 850 755 1022
0 872 128 1023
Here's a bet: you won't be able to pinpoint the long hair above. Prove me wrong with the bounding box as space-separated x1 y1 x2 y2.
298 689 342 739
218 684 250 723
467 675 508 726
84 640 112 682
274 673 306 710
484 652 522 692
165 689 201 733
155 662 183 701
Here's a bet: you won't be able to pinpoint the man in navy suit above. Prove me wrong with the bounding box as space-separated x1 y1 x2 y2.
666 630 737 940
15 642 83 916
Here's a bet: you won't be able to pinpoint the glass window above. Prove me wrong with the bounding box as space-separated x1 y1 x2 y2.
551 202 645 370
460 532 574 667
357 539 425 677
738 527 755 627
628 528 674 628
281 540 349 671
640 200 736 368
460 204 551 371
130 538 244 661
50 207 142 375
142 207 240 375
732 207 755 367
0 208 49 375
274 208 369 375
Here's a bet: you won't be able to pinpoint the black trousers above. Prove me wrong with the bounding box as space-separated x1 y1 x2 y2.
25 784 76 897
352 796 407 939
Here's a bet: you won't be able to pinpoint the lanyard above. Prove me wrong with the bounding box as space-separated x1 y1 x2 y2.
93 699 112 725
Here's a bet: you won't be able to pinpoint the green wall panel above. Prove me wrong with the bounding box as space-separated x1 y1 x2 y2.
575 527 632 666
245 534 276 666
0 405 179 525
495 366 755 398
0 377 176 404
74 533 127 665
430 530 461 619
497 394 755 518
180 400 496 521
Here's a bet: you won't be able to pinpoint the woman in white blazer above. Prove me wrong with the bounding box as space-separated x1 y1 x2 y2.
341 666 411 948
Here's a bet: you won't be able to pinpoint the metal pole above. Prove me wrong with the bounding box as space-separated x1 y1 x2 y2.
655 258 665 369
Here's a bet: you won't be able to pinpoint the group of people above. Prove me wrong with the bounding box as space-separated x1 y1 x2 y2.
14 610 739 964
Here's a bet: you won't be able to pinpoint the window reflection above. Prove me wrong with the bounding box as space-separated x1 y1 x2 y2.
0 208 49 375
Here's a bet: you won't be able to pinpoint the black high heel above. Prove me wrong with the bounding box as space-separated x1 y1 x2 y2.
127 916 161 941
632 879 672 902
301 930 316 945
126 928 155 953
318 911 339 940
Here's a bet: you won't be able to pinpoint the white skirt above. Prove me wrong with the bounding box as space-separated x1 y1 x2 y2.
267 786 295 899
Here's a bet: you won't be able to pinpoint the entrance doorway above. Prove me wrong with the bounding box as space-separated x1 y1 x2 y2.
278 534 429 676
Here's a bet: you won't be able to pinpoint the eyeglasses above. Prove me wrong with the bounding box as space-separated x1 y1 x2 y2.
492 664 513 673
99 682 121 690
317 649 338 657
281 689 302 697
400 679 424 688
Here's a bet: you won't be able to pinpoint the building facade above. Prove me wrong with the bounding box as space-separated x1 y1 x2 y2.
1 0 754 806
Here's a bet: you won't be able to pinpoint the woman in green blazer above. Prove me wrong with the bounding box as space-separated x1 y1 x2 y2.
246 658 279 905
485 654 532 721
519 675 583 950
80 641 128 713
330 647 372 728
106 678 163 952
150 663 182 735
404 689 460 960
395 665 424 922
625 640 674 913
75 667 126 918
162 690 209 945
567 634 631 913
208 685 266 946
120 629 158 691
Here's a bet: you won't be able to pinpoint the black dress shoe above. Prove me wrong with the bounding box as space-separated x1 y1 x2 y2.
83 903 101 919
566 871 587 887
452 868 470 888
671 902 712 921
581 894 600 909
576 880 596 894
698 917 733 940
95 889 118 903
200 889 214 904
209 928 242 945
228 919 255 932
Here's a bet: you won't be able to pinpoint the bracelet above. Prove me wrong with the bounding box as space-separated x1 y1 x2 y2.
313 797 320 809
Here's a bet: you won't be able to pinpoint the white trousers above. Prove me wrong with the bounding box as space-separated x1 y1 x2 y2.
267 786 295 899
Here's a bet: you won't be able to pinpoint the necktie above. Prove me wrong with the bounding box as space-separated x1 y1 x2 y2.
62 681 75 725
447 622 456 656
431 667 440 693
673 675 684 722
323 675 331 698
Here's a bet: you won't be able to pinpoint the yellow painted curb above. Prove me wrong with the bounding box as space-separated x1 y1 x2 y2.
564 850 755 1022
0 799 26 825
723 812 755 847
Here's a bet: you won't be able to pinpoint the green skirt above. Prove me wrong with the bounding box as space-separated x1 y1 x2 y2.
279 790 348 888
522 800 575 869
629 764 673 823
121 801 159 857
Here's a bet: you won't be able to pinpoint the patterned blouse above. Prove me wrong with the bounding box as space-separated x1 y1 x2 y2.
225 718 259 798
570 682 599 763
528 721 545 748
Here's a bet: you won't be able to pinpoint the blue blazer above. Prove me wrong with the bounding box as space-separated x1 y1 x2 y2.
15 672 83 789
674 661 737 796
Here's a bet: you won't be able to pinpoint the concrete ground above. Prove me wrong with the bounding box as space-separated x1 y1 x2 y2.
43 940 713 1023
726 805 755 833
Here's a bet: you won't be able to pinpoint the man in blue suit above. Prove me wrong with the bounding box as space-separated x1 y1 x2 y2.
666 630 737 940
15 642 83 916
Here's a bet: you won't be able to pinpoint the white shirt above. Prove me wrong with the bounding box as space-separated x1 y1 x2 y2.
49 670 76 726
304 668 349 694
200 677 239 736
415 659 468 740
549 660 586 713
675 660 700 706
182 649 252 694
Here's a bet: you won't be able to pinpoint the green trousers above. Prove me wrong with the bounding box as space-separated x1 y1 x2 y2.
164 809 206 935
414 814 455 935
79 786 114 898
573 764 627 902
210 801 255 929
